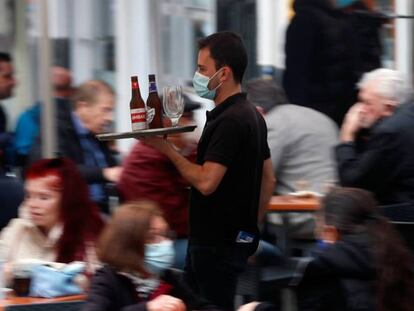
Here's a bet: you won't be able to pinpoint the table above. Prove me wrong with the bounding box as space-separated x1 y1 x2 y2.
0 294 86 311
267 195 321 255
268 195 321 212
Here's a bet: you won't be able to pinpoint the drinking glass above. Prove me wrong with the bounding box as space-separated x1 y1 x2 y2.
163 86 184 127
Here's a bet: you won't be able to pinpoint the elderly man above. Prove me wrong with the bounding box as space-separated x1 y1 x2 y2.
336 68 414 206
30 80 122 213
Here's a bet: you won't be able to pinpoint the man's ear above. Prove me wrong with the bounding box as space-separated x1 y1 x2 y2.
220 66 231 82
208 67 228 90
321 225 339 244
384 99 397 116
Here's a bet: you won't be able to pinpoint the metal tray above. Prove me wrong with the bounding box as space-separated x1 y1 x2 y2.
96 125 197 141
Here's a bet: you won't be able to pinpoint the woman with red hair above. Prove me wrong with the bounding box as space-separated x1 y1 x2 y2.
0 157 104 270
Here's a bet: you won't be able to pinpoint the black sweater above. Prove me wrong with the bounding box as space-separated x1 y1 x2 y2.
255 236 376 311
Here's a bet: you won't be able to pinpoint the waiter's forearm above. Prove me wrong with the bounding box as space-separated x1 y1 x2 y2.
163 144 226 196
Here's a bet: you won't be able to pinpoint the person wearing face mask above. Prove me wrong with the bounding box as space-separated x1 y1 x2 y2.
117 98 201 270
141 31 275 310
237 187 414 311
84 201 221 311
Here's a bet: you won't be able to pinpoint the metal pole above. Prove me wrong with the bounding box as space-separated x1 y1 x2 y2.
37 0 55 158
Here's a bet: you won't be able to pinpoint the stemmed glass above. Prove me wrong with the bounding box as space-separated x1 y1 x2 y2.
163 86 184 127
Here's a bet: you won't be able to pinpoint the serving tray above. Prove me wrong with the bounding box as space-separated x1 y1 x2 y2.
96 125 197 141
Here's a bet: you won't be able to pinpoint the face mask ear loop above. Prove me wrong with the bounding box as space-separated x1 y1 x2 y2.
208 67 225 91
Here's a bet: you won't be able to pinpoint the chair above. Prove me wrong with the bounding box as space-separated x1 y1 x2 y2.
5 301 85 311
235 257 300 308
389 221 414 255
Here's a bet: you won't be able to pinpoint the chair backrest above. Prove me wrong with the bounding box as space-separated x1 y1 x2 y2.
5 301 85 311
390 221 414 255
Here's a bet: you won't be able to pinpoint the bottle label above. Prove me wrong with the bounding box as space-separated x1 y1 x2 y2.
149 82 157 93
131 108 147 131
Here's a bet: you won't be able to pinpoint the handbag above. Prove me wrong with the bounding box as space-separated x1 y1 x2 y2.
29 262 85 298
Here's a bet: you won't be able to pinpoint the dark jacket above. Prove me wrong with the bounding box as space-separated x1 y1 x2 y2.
344 1 385 80
283 0 357 126
336 103 414 205
0 104 11 167
254 236 376 311
29 102 117 183
0 173 23 230
29 103 117 212
83 265 220 311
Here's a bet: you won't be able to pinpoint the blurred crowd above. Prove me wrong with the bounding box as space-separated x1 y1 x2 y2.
0 0 414 311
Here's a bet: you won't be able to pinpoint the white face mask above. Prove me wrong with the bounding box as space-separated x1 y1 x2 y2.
144 240 175 274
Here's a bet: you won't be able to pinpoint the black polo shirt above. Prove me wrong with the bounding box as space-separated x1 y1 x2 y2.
189 93 270 244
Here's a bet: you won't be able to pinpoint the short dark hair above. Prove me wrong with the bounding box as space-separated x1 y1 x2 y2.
246 78 289 113
198 31 247 83
0 52 12 63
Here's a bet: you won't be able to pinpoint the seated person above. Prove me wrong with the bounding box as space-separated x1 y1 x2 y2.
0 157 105 282
238 187 414 311
336 69 414 207
118 99 200 269
29 80 122 214
84 201 221 311
247 78 338 241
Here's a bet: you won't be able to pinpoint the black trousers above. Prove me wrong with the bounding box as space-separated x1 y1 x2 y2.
183 240 258 310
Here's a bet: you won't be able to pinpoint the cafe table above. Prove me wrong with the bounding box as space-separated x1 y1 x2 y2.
267 195 321 256
0 294 86 311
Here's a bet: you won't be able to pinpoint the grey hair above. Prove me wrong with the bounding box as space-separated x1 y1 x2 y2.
358 68 413 105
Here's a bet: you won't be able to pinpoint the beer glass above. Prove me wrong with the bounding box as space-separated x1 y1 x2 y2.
163 86 184 127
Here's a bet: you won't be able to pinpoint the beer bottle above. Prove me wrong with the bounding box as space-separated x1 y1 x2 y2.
146 74 163 129
130 76 147 131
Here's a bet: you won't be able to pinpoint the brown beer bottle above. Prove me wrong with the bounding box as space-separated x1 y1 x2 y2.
130 76 147 131
146 74 163 129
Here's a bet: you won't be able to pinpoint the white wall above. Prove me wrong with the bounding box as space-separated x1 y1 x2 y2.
114 0 156 155
256 0 289 69
70 0 97 85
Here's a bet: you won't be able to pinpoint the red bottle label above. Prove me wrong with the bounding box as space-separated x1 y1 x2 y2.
130 108 147 131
